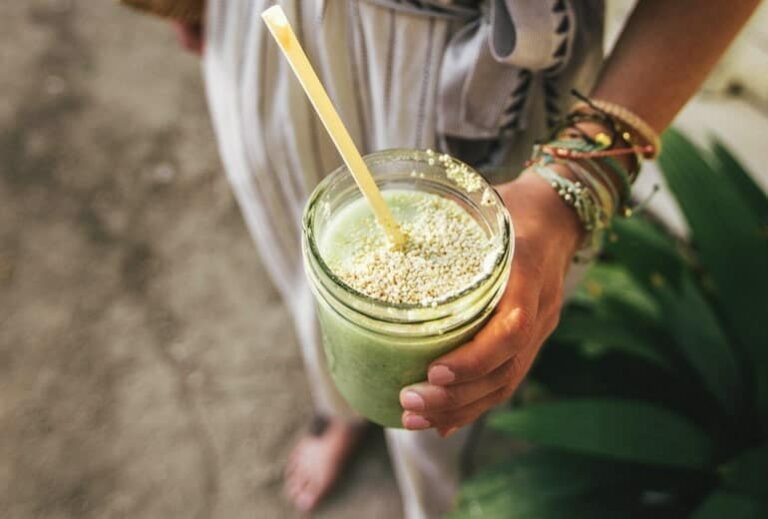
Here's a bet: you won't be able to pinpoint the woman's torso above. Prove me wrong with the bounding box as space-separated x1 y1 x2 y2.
202 0 605 289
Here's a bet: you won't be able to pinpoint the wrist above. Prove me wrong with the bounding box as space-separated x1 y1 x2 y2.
498 172 584 259
550 116 637 213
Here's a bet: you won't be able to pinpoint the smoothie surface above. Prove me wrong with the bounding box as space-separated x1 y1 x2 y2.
319 190 499 306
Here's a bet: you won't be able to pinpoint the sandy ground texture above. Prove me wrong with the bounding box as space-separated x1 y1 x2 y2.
0 1 402 517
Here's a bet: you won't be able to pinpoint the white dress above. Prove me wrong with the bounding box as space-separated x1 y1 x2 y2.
203 1 604 516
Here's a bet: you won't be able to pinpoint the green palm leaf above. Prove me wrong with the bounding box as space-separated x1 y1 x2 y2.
604 216 686 292
691 491 767 519
451 491 630 519
452 451 645 519
457 451 607 504
489 399 713 469
711 139 768 226
560 264 672 368
659 129 768 426
576 263 662 321
552 310 671 368
570 255 741 414
653 273 743 415
720 442 768 499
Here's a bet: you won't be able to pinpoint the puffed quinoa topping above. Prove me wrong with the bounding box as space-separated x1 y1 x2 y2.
327 192 497 306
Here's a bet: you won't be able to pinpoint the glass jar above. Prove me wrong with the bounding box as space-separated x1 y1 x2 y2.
302 149 514 428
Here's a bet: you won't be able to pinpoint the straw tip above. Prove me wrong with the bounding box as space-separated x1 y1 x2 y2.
261 5 288 26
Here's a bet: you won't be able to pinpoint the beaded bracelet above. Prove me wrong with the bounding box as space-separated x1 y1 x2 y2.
543 139 633 200
529 139 632 260
528 92 661 260
532 164 608 262
531 138 633 215
527 139 630 214
563 159 616 220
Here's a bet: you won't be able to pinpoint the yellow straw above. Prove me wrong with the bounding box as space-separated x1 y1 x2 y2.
261 5 406 248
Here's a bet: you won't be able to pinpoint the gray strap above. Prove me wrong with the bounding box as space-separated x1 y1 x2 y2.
438 1 576 138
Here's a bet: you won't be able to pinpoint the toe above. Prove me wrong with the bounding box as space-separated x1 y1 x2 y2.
290 477 314 510
296 487 318 512
285 467 306 499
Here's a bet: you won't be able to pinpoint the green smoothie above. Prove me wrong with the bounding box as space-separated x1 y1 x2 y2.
302 150 512 428
314 297 484 427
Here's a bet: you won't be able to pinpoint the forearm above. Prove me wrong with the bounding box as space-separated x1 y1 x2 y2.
592 0 761 132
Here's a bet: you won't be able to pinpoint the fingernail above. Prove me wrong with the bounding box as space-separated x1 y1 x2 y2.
403 414 431 430
400 390 425 411
428 365 455 385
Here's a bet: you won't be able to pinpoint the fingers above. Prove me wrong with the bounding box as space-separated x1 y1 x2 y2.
427 264 539 386
401 356 521 413
402 385 512 432
401 357 525 431
401 294 565 431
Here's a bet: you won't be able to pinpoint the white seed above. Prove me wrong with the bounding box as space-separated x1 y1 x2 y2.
329 192 497 306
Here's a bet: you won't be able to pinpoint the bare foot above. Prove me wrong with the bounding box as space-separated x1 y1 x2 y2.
284 417 368 512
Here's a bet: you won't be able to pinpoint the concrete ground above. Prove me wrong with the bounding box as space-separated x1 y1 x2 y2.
0 1 401 518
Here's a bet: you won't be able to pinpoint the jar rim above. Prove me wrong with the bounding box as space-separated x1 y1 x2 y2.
302 148 513 316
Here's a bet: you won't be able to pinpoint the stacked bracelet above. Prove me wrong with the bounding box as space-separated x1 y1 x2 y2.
527 91 660 261
531 139 632 217
570 98 661 160
541 139 632 202
532 164 609 263
532 164 606 233
565 159 617 220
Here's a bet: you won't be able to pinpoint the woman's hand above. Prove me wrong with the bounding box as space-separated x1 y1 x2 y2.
399 169 584 435
171 19 205 55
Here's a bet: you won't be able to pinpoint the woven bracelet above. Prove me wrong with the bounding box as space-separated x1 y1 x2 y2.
532 164 608 262
570 99 661 159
